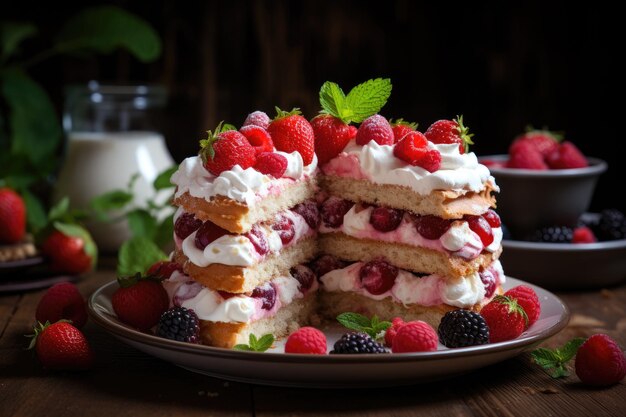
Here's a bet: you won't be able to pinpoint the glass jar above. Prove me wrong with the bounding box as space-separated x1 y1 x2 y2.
55 81 175 252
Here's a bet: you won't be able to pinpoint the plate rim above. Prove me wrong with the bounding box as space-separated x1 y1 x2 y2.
88 277 570 365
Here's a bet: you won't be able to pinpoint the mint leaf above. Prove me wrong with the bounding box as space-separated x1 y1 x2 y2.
48 197 70 222
1 22 37 61
344 78 392 123
126 209 157 239
319 81 348 120
21 188 47 232
117 236 167 276
336 312 391 340
531 337 585 378
154 215 174 249
90 190 133 215
53 221 98 269
153 166 177 190
233 333 274 352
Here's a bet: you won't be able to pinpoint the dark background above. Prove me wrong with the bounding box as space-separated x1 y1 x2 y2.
4 0 624 211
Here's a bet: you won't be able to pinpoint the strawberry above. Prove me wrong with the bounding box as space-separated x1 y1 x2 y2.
27 321 94 370
200 122 257 175
480 295 528 343
355 114 394 146
311 114 355 164
510 129 561 157
390 118 417 142
0 187 26 244
393 131 442 172
147 261 182 280
546 141 588 169
36 282 88 329
268 108 315 165
506 140 549 170
239 125 274 155
111 275 169 331
424 115 474 154
572 226 597 243
41 229 95 275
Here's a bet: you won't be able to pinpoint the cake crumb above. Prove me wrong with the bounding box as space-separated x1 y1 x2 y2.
539 387 559 394
520 386 537 395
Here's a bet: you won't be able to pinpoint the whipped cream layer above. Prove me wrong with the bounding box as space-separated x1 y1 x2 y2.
322 140 498 195
320 260 505 308
175 208 315 267
320 203 502 260
171 151 317 205
163 270 317 323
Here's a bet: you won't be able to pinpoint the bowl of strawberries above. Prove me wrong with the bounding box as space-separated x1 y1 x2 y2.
479 129 607 239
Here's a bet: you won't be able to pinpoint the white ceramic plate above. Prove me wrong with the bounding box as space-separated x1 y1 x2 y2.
88 277 569 388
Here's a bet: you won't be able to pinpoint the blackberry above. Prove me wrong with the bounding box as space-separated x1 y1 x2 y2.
438 310 489 348
156 307 200 343
330 332 388 354
597 209 626 240
531 226 573 243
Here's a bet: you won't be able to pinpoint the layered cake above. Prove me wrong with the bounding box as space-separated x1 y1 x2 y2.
164 79 506 347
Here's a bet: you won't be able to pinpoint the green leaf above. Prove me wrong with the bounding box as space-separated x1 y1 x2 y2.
319 81 348 121
126 209 157 239
336 312 391 340
48 197 70 221
20 188 47 233
117 236 167 276
55 5 161 62
0 22 37 61
154 215 174 249
153 166 177 190
560 337 585 359
531 337 585 378
53 221 98 269
0 68 62 165
90 190 133 218
232 333 275 352
232 344 253 351
344 78 392 123
221 123 237 133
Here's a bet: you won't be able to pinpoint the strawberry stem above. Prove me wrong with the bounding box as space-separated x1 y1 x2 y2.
273 106 302 120
455 115 475 153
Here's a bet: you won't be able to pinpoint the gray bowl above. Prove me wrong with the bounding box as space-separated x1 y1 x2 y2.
500 239 626 290
480 155 607 238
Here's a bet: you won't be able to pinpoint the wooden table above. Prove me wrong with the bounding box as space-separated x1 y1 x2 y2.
1 261 625 417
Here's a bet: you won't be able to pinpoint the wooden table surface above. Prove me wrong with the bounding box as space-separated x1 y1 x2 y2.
1 261 625 417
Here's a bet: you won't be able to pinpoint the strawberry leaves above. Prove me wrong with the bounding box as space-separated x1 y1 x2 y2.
319 78 392 124
199 121 236 162
531 338 585 378
455 115 475 154
233 333 275 352
336 312 391 340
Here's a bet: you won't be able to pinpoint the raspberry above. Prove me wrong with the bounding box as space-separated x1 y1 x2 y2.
504 285 540 328
506 141 548 170
174 212 202 240
35 283 88 329
290 264 315 292
284 327 327 354
355 114 394 146
414 215 452 240
438 310 489 348
369 206 404 232
292 200 320 229
245 224 269 255
194 221 230 250
321 197 353 228
271 213 295 244
532 226 573 243
147 261 182 279
384 317 405 347
201 129 256 175
479 269 497 298
572 226 597 243
575 334 626 386
546 141 588 169
331 332 387 354
597 209 626 240
251 282 276 310
240 125 274 155
156 307 200 343
482 209 501 228
309 255 346 278
392 321 438 353
359 260 398 295
394 132 442 172
243 110 270 130
481 295 527 343
253 152 287 177
390 119 417 142
465 215 494 246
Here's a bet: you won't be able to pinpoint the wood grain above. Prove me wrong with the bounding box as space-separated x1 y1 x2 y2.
1 264 625 417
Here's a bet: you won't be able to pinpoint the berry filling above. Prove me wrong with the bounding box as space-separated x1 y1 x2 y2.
194 221 231 250
465 215 494 246
251 282 277 310
309 255 347 278
413 215 452 240
290 265 316 292
321 197 353 228
292 200 320 229
369 206 404 232
244 224 270 255
174 212 202 240
359 260 398 295
271 213 295 244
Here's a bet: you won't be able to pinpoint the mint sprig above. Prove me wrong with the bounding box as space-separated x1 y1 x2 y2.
336 312 391 340
319 78 392 124
531 338 585 378
117 236 167 277
233 333 275 352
